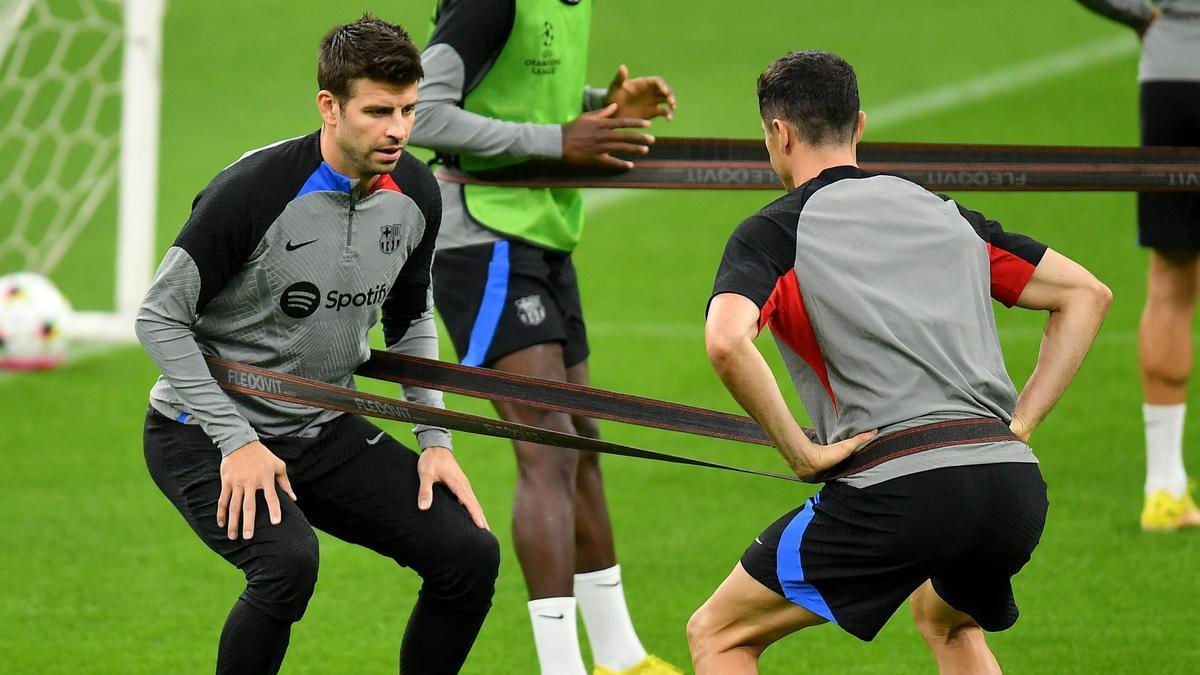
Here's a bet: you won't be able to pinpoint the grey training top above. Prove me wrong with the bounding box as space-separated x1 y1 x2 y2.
711 166 1048 488
1076 0 1200 81
135 131 452 456
409 0 606 251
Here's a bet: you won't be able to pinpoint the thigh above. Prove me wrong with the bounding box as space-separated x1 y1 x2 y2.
143 409 319 572
749 486 937 642
692 562 826 652
1138 82 1200 248
549 252 590 368
293 415 487 570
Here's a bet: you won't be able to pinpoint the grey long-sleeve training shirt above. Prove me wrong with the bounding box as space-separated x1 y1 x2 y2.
135 131 452 456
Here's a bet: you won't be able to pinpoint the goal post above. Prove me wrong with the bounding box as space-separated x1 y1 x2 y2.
0 0 165 343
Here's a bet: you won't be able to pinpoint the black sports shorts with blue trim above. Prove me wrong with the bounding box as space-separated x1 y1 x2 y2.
433 239 589 368
1138 81 1200 249
740 462 1048 641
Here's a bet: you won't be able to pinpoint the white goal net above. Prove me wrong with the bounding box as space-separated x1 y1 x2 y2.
0 0 163 341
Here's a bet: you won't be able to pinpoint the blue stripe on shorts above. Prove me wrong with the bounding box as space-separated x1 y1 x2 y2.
462 240 510 367
776 496 836 623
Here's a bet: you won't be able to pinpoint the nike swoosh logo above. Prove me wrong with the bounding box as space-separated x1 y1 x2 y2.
537 613 565 620
597 581 621 587
285 238 318 251
755 537 764 545
366 431 386 445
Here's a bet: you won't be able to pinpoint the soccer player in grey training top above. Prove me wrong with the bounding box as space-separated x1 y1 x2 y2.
687 51 1112 673
136 16 497 674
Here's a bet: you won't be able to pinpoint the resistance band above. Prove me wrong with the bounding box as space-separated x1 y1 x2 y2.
207 357 801 483
436 137 1200 192
356 349 773 446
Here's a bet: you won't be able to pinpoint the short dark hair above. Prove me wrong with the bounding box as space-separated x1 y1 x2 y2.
318 14 423 104
757 51 859 146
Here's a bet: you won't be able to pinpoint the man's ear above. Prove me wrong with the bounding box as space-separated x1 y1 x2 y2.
772 118 793 154
853 110 866 144
317 90 340 126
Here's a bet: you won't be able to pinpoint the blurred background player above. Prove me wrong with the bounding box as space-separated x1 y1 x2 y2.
688 50 1111 673
409 1 680 673
1072 0 1200 530
136 16 497 674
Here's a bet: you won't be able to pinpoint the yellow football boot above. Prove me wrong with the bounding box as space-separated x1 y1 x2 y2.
594 655 684 675
1141 481 1200 531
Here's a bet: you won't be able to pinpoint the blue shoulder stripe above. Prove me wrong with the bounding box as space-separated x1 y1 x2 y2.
295 162 352 200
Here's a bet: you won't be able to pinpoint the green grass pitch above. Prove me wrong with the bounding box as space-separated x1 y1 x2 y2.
2 1 1199 672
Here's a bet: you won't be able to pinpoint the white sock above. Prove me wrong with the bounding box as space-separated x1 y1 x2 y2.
528 597 587 675
574 565 647 671
1144 403 1189 497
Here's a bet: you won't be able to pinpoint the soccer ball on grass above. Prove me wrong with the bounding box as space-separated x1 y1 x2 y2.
0 272 71 370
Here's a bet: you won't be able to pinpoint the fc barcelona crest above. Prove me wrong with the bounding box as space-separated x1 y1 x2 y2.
515 294 547 326
379 224 402 255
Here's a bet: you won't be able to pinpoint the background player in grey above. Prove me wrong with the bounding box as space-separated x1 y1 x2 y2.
136 16 497 674
686 51 1112 673
1073 0 1200 530
410 2 680 674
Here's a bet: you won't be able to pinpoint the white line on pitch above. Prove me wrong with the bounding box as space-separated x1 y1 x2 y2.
868 35 1136 130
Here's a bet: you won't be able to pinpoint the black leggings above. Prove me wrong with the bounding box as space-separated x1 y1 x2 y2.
144 409 499 674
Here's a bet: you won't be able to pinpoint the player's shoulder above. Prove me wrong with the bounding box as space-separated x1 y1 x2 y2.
389 152 441 223
735 185 808 239
199 131 322 207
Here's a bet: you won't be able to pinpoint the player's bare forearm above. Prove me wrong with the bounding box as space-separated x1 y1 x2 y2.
708 328 809 470
706 294 834 479
1010 249 1113 441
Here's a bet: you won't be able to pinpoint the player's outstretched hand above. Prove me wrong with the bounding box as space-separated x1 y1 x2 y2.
792 430 878 481
605 64 676 121
562 103 654 170
417 446 489 530
217 440 296 541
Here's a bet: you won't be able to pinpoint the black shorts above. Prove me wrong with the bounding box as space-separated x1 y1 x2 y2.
740 462 1048 642
1138 81 1200 249
433 239 589 368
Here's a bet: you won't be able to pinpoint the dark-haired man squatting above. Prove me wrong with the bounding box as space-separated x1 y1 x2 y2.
687 51 1112 674
136 16 497 674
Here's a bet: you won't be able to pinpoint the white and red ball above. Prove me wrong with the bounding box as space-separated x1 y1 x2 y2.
0 272 71 370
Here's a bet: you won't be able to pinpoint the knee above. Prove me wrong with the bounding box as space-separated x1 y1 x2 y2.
911 603 977 648
686 603 721 660
516 445 580 490
245 539 320 622
422 526 500 609
572 415 601 440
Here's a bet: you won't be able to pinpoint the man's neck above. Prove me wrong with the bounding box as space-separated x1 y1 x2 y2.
785 144 858 191
319 125 380 192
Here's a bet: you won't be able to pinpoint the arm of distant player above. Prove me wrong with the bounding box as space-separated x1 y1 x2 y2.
705 293 876 481
1008 249 1113 442
1072 0 1159 37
